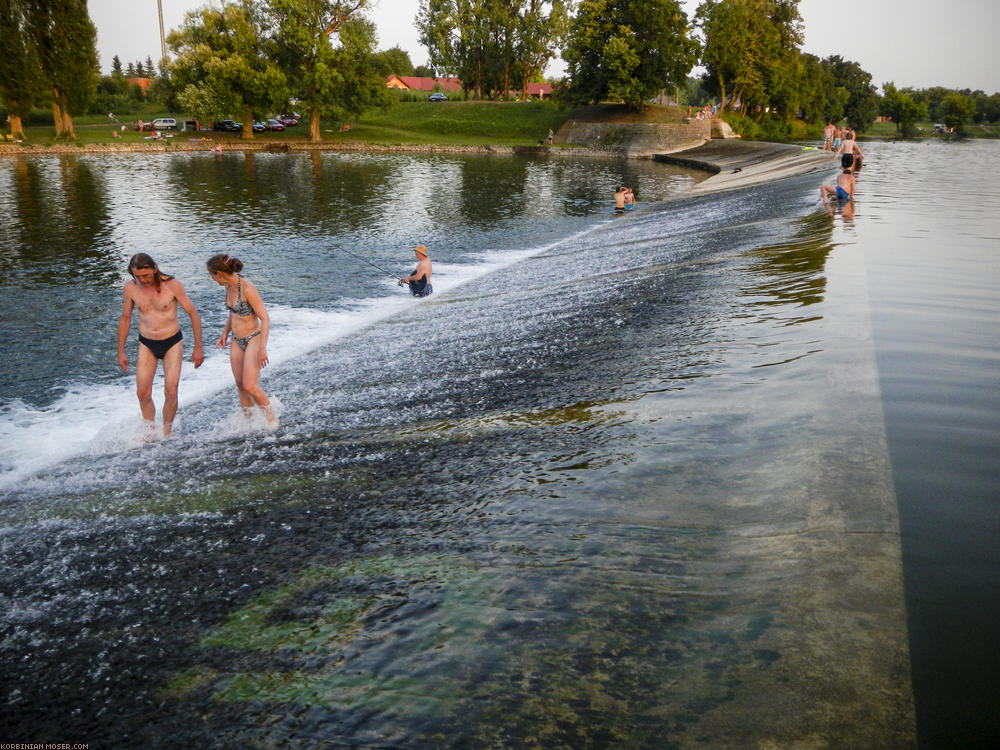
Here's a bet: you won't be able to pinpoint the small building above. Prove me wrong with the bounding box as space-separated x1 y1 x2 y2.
386 75 463 94
525 82 553 100
127 77 153 95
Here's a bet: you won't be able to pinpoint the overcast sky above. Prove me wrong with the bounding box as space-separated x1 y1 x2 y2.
89 0 1000 94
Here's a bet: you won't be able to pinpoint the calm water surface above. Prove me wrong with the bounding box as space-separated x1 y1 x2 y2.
0 141 996 747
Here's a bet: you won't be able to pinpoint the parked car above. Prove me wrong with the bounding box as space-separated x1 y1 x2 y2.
428 93 447 102
212 119 242 132
265 119 285 131
278 114 299 126
151 117 177 130
252 121 266 133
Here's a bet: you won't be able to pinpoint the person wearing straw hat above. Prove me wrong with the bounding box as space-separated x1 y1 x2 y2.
398 244 433 297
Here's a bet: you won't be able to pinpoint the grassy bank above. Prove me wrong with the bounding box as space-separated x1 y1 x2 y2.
863 119 1000 139
6 100 572 148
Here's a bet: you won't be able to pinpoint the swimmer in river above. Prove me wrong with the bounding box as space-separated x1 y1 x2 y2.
117 253 204 437
206 254 277 424
398 244 433 297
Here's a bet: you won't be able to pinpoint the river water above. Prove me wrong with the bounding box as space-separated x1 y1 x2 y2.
0 141 996 747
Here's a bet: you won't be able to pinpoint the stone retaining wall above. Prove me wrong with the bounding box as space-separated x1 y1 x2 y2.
555 119 711 157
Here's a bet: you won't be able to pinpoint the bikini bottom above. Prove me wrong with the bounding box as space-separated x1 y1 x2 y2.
233 330 261 351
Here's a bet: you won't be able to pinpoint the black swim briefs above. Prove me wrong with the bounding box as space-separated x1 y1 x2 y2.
138 330 183 359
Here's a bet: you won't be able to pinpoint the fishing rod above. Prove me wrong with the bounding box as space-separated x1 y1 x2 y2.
338 246 401 281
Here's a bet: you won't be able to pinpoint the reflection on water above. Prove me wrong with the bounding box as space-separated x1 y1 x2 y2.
858 140 1000 748
0 149 926 746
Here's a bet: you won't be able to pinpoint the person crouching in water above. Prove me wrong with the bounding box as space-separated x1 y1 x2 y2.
206 254 276 423
398 244 433 297
821 155 856 204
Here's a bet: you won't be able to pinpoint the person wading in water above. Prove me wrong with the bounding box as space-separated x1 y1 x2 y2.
117 253 204 438
398 244 433 297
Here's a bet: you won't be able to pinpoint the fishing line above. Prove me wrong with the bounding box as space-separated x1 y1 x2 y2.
337 245 401 280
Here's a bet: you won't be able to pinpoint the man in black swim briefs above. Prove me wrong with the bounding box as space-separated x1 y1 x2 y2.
117 253 204 437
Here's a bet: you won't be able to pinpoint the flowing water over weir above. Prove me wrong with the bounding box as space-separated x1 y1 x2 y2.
0 149 917 746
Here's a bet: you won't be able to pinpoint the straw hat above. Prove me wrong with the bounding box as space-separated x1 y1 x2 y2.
414 244 429 257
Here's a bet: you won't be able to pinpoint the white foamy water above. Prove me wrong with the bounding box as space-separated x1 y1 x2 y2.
0 232 599 491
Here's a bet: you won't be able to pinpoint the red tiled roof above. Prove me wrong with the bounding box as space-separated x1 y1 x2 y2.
387 75 463 93
526 82 553 96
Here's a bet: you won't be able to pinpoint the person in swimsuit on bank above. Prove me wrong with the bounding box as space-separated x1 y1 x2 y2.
398 244 433 297
117 253 205 437
207 254 276 423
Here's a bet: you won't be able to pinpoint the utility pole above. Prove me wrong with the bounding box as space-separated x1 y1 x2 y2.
157 0 167 62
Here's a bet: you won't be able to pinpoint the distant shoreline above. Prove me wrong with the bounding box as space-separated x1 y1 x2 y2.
0 139 534 157
0 137 837 194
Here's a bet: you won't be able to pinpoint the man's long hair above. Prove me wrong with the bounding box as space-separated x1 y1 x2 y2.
128 253 173 292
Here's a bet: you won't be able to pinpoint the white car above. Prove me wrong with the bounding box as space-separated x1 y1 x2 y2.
151 118 177 131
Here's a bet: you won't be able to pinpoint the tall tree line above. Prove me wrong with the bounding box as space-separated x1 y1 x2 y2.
0 0 98 140
416 0 569 100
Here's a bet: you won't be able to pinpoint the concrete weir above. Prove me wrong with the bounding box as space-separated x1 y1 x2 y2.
659 139 917 746
659 138 838 194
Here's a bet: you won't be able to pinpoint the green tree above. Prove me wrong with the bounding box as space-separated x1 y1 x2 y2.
697 0 803 120
698 0 765 113
167 1 288 139
797 52 843 124
0 0 43 140
879 82 926 137
563 0 698 110
514 0 569 100
822 55 877 132
266 0 388 141
939 91 976 134
418 0 507 99
760 0 803 122
22 0 98 139
974 92 1000 124
374 46 415 77
912 86 951 122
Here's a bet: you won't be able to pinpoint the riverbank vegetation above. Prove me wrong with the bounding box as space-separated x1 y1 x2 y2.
2 0 997 148
7 99 572 148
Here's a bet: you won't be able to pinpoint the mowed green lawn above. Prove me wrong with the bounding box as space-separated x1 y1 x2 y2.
8 100 573 148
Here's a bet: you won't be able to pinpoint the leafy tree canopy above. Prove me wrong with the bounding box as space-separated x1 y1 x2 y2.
563 0 698 110
168 0 289 138
265 0 388 140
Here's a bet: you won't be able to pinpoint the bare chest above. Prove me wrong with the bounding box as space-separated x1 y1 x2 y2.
132 285 176 314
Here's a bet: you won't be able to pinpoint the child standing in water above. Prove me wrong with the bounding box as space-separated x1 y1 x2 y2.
206 254 276 423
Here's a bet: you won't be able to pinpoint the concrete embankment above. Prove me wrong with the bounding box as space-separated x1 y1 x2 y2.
658 139 838 195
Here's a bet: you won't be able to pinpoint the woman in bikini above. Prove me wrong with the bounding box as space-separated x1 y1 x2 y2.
207 254 276 423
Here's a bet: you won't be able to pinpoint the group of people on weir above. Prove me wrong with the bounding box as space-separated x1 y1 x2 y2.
823 121 865 170
819 122 864 216
119 129 859 437
116 245 432 437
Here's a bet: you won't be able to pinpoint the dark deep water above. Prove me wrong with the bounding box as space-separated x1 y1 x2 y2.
0 142 997 747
